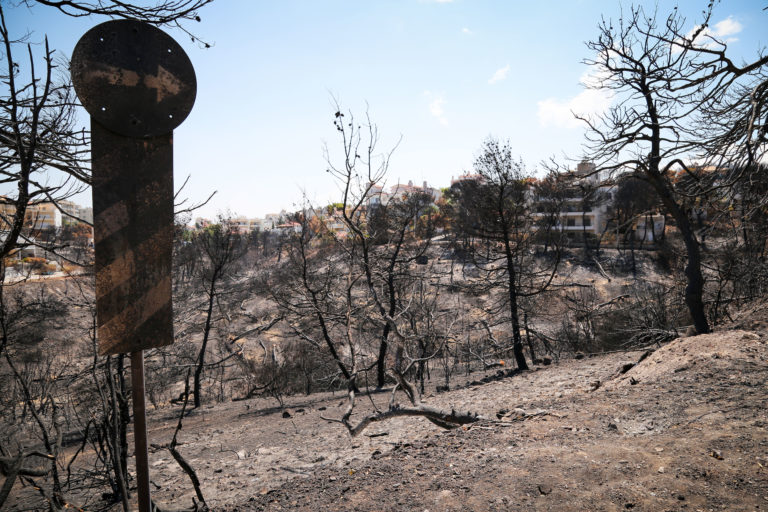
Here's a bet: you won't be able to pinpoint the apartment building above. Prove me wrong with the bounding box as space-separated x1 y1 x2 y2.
0 200 15 226
262 213 283 230
274 221 302 234
532 161 616 238
0 198 95 232
635 214 666 242
193 213 290 234
228 216 257 234
322 209 348 237
59 200 93 225
0 201 64 231
367 180 442 209
25 202 62 231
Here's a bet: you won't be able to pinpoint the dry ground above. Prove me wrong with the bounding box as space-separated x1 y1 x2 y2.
120 325 768 512
6 319 766 511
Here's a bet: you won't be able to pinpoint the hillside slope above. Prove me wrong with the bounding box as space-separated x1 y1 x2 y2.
117 327 768 511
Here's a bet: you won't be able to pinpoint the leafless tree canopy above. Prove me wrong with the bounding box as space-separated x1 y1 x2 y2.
577 5 767 335
0 5 90 261
26 0 213 42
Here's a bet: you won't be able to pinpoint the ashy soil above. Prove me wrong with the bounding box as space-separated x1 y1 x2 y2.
122 326 768 512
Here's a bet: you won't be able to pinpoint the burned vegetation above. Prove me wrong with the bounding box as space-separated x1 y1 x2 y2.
2 1 768 511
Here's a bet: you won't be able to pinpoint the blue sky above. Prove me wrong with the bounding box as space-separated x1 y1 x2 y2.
7 0 767 219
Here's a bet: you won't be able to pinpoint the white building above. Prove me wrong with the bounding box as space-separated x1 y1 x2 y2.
24 203 62 231
367 180 442 208
58 200 93 225
532 161 616 237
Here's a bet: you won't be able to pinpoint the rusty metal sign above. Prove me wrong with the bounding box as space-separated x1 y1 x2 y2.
89 124 176 356
72 20 196 356
71 20 196 138
72 20 197 511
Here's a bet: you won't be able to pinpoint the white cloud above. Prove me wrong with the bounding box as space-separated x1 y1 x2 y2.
712 16 742 37
488 64 510 85
461 27 473 35
685 15 742 48
424 91 448 125
536 67 614 129
430 97 448 125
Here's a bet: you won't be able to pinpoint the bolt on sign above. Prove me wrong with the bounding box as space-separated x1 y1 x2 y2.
71 20 196 355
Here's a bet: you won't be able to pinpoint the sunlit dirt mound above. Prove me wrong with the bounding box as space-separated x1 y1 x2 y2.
608 329 765 389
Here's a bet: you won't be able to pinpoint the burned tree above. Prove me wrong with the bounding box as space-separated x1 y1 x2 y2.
361 190 435 388
269 208 358 388
447 138 561 371
0 10 92 507
579 5 768 334
272 107 484 435
0 5 89 263
27 0 211 23
25 0 213 46
189 220 246 408
325 108 437 389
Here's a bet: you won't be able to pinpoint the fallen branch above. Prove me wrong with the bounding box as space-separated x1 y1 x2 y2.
0 450 59 509
496 408 564 422
322 368 485 437
280 466 310 476
592 257 612 282
626 329 678 347
595 294 629 310
228 315 283 344
345 404 483 437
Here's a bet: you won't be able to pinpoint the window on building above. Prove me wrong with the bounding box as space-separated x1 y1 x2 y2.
584 217 592 227
566 218 576 227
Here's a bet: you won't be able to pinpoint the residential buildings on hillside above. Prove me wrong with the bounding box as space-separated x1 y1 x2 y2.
367 180 442 208
193 164 674 244
59 200 94 225
0 198 94 265
0 198 93 232
194 210 295 235
194 180 444 237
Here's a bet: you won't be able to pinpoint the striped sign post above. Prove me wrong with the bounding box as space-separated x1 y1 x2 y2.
71 20 196 512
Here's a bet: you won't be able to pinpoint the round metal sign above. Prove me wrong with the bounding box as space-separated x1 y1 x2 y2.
71 20 196 138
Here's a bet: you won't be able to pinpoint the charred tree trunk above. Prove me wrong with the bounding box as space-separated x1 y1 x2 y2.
502 227 528 370
374 221 408 389
645 171 709 334
524 313 536 363
194 272 218 408
640 66 710 335
376 324 389 388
